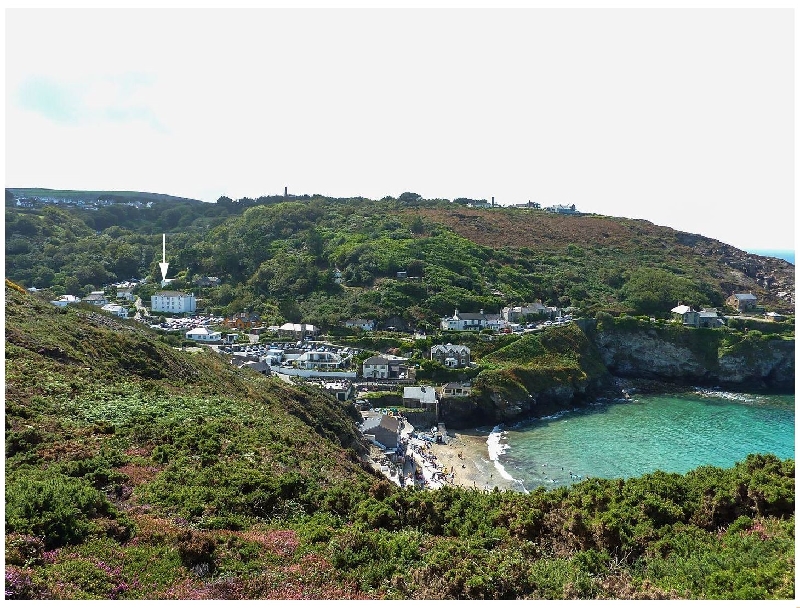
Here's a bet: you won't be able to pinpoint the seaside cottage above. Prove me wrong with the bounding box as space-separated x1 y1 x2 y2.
441 382 471 397
224 312 262 330
363 356 390 379
502 302 547 322
186 327 222 343
670 304 699 327
83 292 108 307
344 319 376 331
277 322 318 339
101 303 130 319
51 295 81 307
726 292 758 312
440 309 488 331
430 344 471 368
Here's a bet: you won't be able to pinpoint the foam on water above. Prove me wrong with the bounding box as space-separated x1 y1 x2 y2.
486 426 527 491
693 387 756 403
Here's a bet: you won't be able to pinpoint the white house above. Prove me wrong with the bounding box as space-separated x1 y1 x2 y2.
278 323 318 338
116 287 135 301
441 382 472 398
151 291 197 314
670 304 699 326
51 295 81 307
101 303 129 319
546 203 578 214
363 356 390 379
440 309 488 331
296 350 346 370
186 327 222 342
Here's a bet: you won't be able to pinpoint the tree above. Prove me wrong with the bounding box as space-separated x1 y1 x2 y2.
399 192 422 203
621 268 712 316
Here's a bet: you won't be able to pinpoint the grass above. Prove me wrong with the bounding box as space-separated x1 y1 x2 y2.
4 286 795 600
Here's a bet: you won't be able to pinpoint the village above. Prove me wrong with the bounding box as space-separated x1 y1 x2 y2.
38 276 783 489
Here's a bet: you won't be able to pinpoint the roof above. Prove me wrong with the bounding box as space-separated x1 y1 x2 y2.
186 327 220 336
362 414 399 434
670 305 693 314
431 343 470 354
403 386 438 405
279 323 317 332
155 291 191 297
378 415 400 434
698 311 719 318
83 293 106 300
733 293 757 300
363 356 389 366
455 312 486 320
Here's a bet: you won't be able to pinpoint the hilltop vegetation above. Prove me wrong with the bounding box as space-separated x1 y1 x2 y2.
4 286 795 599
5 192 794 329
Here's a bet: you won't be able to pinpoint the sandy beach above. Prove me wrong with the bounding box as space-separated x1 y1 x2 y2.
362 413 524 492
425 428 520 492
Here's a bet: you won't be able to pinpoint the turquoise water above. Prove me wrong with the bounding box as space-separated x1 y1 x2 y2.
489 391 795 491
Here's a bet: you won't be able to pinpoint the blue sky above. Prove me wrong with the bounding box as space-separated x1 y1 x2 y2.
5 8 795 252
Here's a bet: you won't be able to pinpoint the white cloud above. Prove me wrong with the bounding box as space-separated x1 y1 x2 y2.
5 8 794 251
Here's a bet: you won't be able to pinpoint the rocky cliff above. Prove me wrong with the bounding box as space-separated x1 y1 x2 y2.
440 322 794 428
439 373 613 429
593 325 794 391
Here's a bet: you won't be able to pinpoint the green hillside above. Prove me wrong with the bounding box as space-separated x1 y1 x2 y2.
4 195 794 327
4 284 794 599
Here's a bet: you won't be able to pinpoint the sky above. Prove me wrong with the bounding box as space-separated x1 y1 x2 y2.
5 8 795 252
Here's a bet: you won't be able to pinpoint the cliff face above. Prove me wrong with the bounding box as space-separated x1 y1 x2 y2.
441 323 794 428
593 327 795 391
439 373 612 429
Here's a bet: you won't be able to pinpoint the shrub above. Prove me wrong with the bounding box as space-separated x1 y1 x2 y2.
5 469 122 549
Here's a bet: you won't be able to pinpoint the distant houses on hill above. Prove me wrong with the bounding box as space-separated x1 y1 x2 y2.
670 305 724 328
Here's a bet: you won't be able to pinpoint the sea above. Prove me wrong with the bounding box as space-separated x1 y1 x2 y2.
748 249 794 265
486 390 795 492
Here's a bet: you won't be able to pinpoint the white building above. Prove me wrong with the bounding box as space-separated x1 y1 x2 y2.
363 356 390 379
186 327 222 342
151 291 196 314
440 309 488 331
101 303 129 319
51 295 81 307
296 350 346 370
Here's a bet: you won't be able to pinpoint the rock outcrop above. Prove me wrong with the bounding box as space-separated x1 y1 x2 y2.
593 327 794 391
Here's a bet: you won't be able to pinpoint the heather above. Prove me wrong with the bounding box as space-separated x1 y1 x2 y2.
4 286 794 599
